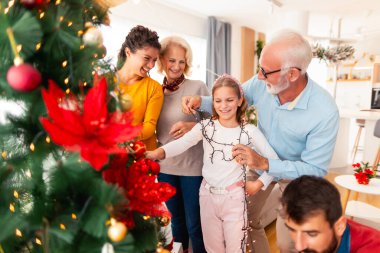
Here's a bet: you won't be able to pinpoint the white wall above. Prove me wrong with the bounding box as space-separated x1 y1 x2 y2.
230 24 241 80
103 1 208 82
110 1 207 39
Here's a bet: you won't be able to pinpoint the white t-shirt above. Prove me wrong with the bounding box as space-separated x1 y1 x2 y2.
162 119 278 189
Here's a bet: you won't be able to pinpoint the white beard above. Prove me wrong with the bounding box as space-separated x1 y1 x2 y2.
266 78 290 95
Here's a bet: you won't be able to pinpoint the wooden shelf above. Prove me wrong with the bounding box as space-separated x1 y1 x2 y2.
337 79 371 82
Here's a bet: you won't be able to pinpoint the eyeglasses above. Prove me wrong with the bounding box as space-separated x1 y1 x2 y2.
259 66 302 79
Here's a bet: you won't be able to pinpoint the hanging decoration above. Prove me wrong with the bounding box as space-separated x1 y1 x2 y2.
312 44 355 64
5 28 42 92
107 218 128 242
7 59 42 92
130 140 147 160
83 26 104 47
20 0 46 9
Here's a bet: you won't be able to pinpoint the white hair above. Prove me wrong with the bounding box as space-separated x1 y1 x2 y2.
268 29 312 74
157 36 193 76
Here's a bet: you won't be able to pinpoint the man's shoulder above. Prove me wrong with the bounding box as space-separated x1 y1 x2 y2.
307 79 338 115
348 219 380 252
243 75 265 90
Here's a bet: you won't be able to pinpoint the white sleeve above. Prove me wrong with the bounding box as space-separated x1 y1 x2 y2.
250 126 279 190
162 123 203 158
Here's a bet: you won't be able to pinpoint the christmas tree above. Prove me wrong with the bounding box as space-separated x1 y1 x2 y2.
0 0 175 252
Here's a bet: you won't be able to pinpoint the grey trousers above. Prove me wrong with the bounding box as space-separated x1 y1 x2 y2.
246 172 296 253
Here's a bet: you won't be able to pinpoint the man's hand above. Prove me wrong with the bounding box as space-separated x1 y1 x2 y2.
181 95 202 114
245 180 264 196
232 144 269 170
169 121 196 139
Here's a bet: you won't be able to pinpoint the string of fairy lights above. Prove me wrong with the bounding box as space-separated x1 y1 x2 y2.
193 110 254 253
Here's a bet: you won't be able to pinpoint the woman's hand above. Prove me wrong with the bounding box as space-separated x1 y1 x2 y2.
181 95 201 114
169 121 196 139
145 148 165 160
245 180 263 196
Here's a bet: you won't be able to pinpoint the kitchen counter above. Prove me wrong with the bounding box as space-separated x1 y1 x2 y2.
330 109 380 169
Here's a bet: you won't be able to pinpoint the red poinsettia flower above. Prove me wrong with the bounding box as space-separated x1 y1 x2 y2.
353 162 375 185
103 156 175 218
40 78 141 170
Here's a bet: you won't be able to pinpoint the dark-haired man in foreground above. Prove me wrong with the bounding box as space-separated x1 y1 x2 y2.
281 175 380 253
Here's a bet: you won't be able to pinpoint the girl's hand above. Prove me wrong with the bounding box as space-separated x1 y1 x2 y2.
145 148 165 160
245 180 263 196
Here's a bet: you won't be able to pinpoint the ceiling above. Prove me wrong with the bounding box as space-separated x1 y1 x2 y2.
151 0 380 42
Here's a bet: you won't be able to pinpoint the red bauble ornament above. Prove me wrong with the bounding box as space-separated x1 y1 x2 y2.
149 160 160 175
20 0 45 9
7 63 42 92
130 141 146 159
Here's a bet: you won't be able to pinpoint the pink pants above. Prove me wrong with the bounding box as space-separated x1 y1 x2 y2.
199 183 247 253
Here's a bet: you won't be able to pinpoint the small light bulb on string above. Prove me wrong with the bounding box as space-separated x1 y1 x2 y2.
9 203 15 212
83 82 87 87
59 224 66 230
45 136 51 143
71 213 77 220
67 21 73 27
4 7 10 14
30 143 35 151
39 12 45 19
35 238 42 245
15 229 22 237
77 30 83 36
55 0 61 5
13 190 19 199
143 215 150 220
59 16 64 22
64 77 69 85
65 88 70 94
80 44 85 50
62 61 67 68
36 42 41 51
9 0 15 6
2 151 7 159
25 169 32 178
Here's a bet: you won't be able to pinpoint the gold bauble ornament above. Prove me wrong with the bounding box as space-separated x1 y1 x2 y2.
83 27 104 46
107 219 127 242
156 248 170 253
119 93 133 112
156 216 171 227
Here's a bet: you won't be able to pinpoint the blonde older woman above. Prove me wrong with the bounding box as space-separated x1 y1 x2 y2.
156 36 209 253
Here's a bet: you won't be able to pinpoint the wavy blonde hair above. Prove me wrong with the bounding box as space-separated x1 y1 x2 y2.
157 36 193 76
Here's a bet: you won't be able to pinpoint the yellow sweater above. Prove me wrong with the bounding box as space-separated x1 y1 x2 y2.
118 77 163 151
